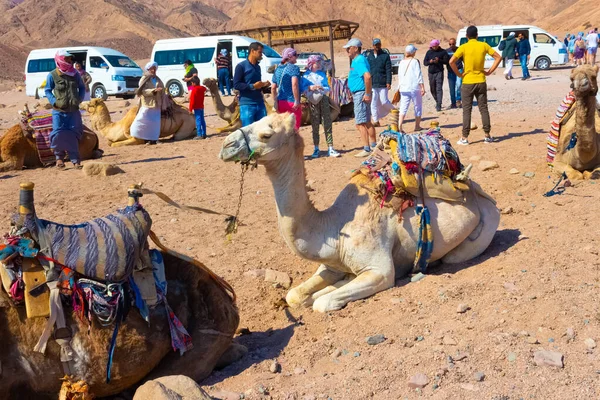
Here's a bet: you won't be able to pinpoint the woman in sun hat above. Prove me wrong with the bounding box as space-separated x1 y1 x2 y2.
271 47 302 130
394 44 425 133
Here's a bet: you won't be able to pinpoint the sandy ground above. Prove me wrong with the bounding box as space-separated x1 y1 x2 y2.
1 64 600 400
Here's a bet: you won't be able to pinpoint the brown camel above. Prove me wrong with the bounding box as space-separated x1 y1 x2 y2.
552 65 600 180
81 98 197 146
0 123 102 172
0 186 239 399
203 78 341 133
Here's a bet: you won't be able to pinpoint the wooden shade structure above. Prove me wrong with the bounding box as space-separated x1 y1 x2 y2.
198 20 360 76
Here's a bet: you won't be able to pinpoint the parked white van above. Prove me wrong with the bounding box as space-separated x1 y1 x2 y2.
151 35 282 97
25 47 143 99
457 25 568 70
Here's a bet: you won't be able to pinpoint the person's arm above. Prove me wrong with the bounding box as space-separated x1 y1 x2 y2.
189 89 195 112
423 51 431 66
385 54 392 89
486 51 503 76
363 71 372 103
449 56 461 77
442 51 450 65
44 73 56 106
77 73 86 102
233 63 253 92
292 76 300 109
321 71 330 95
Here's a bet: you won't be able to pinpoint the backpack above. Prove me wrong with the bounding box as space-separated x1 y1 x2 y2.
498 40 506 51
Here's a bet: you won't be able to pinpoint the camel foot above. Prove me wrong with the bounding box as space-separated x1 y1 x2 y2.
313 293 347 313
285 287 313 309
285 264 346 308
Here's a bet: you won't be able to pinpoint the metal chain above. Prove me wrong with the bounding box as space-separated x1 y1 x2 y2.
231 164 248 234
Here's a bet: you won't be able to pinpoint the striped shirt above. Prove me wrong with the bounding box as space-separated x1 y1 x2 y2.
216 55 231 70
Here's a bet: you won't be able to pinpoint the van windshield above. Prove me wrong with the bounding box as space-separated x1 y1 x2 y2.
236 44 281 59
105 56 139 68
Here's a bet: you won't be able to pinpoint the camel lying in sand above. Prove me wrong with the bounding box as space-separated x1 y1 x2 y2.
219 113 500 312
551 65 600 180
0 121 102 172
81 98 196 146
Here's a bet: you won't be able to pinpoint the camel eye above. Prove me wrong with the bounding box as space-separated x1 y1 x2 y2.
259 132 273 140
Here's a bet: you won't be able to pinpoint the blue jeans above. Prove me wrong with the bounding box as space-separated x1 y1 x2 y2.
456 69 463 101
194 109 206 137
240 103 267 127
218 68 232 95
448 72 457 105
519 55 530 78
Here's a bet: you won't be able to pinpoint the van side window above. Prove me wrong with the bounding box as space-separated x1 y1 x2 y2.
534 34 554 44
459 36 501 47
27 58 56 73
89 56 107 68
154 48 216 66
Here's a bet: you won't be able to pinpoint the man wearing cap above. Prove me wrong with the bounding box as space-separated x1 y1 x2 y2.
502 32 518 80
344 38 377 157
365 38 394 127
424 39 449 112
449 25 502 145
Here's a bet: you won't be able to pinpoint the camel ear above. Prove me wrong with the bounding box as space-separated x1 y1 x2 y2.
284 112 296 133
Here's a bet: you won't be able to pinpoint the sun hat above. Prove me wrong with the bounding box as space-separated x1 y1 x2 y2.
405 44 417 54
343 38 363 48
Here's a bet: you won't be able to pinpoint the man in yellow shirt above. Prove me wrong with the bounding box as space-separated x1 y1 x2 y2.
450 25 502 145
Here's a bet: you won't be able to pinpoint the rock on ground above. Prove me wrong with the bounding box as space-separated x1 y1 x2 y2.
134 375 213 400
366 334 386 345
533 350 564 368
408 373 429 389
457 303 469 313
585 338 597 349
243 269 291 289
509 168 520 174
82 162 123 177
479 161 499 171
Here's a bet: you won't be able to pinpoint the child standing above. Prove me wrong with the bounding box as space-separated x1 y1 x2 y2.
189 76 207 139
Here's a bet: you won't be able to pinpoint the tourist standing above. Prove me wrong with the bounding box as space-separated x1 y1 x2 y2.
502 32 518 80
574 34 586 66
343 38 376 157
302 55 340 158
568 34 577 65
515 33 531 80
365 38 394 126
182 60 198 92
424 39 449 112
394 45 425 133
130 62 164 145
233 42 270 127
216 49 232 96
188 76 207 139
449 25 502 145
446 38 461 108
74 62 91 101
44 50 86 169
272 48 302 130
586 29 599 65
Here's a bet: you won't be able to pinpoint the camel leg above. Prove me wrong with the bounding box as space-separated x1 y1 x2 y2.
110 137 145 147
309 276 355 304
552 161 584 180
312 262 395 313
286 264 346 308
582 165 600 179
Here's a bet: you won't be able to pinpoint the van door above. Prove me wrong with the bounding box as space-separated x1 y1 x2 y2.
88 54 111 98
217 39 234 84
530 31 557 70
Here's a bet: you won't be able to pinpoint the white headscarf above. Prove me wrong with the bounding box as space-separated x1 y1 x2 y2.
145 61 158 71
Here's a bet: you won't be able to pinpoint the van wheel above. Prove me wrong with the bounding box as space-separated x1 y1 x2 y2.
92 84 108 100
167 81 184 97
535 56 551 70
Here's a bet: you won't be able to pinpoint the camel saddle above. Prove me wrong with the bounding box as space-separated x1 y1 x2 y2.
19 108 55 166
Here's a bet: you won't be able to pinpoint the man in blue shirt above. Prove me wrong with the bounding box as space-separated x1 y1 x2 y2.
233 42 271 127
515 33 531 80
344 38 376 157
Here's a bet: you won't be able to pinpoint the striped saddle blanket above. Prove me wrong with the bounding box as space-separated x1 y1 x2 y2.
37 204 152 282
20 111 55 166
547 91 576 165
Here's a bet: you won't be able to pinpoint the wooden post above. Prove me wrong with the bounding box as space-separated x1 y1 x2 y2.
267 30 272 47
329 23 335 77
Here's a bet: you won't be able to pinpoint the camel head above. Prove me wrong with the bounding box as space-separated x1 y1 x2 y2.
570 64 599 98
219 113 296 163
80 98 107 114
203 78 219 93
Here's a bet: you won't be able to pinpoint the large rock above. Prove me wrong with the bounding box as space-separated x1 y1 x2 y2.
82 162 123 177
533 351 564 368
408 373 429 389
134 375 213 400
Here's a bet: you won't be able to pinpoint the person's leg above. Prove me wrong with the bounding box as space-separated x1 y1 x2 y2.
217 69 226 96
435 72 443 110
278 100 302 130
353 91 372 157
310 102 321 150
199 109 207 137
413 90 423 131
321 97 333 147
379 87 394 119
398 92 411 132
194 109 203 138
428 73 436 99
364 99 376 147
460 84 475 142
475 83 492 139
240 105 253 127
456 70 462 107
225 68 232 95
371 87 380 124
519 55 526 79
448 73 457 107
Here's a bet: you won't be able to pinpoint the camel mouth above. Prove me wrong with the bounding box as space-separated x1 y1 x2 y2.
219 140 251 162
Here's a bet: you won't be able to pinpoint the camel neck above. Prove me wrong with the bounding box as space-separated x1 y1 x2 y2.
93 104 113 132
575 95 598 162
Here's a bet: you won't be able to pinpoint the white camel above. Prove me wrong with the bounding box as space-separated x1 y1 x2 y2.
219 113 500 312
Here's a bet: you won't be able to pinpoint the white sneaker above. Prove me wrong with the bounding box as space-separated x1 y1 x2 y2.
328 148 341 158
456 138 469 146
354 149 371 158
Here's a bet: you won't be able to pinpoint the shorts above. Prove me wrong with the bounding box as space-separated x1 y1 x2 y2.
589 47 598 55
352 91 371 125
